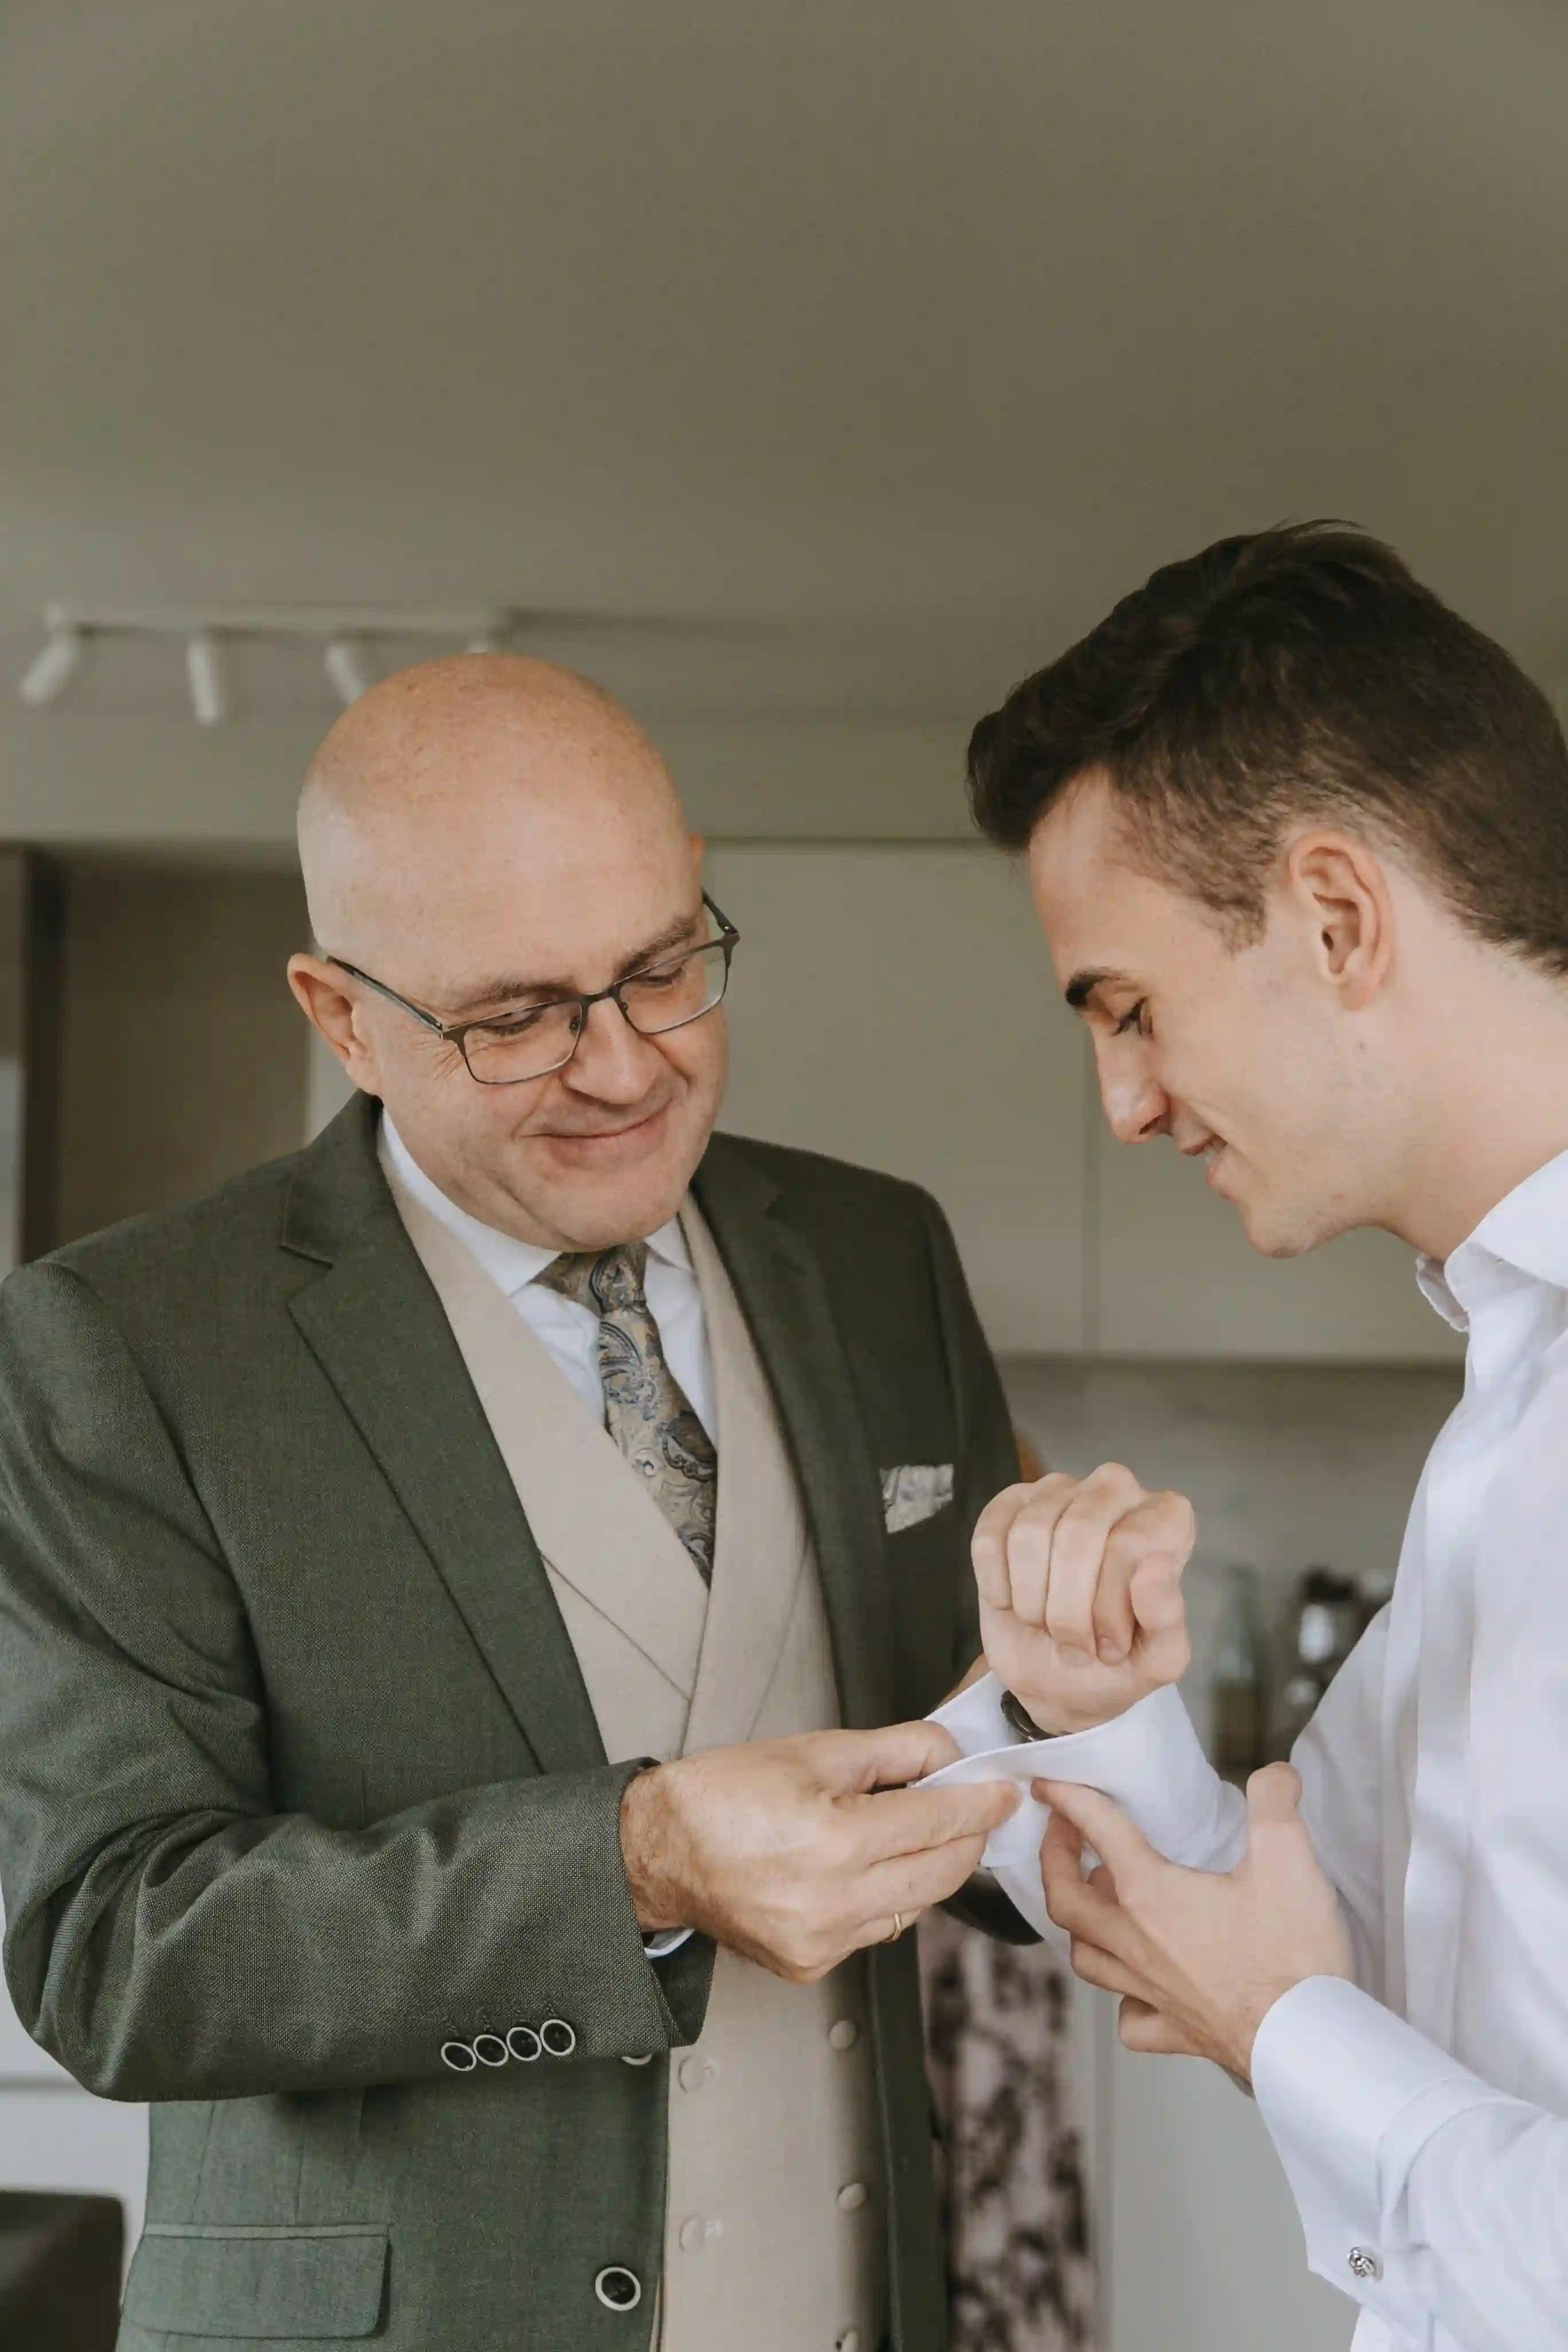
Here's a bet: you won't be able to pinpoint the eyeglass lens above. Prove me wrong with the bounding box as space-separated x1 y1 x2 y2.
461 939 731 1084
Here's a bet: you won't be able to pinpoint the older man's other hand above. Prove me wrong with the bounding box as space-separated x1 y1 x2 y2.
972 1463 1195 1735
1038 1762 1351 2079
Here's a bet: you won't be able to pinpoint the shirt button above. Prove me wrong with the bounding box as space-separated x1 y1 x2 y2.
828 2019 860 2052
594 2267 643 2311
1347 2246 1382 2283
836 2182 869 2214
837 2334 863 2352
677 2217 705 2254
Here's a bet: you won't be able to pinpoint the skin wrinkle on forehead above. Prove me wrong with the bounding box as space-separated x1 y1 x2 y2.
296 652 684 975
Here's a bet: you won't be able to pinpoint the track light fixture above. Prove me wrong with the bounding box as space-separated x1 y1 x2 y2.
185 631 229 727
323 636 374 707
18 618 85 708
15 605 513 722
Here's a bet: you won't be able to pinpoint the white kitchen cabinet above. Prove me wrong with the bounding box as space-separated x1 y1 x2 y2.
711 843 1464 1364
1067 1981 1354 2352
707 844 1088 1353
1093 1121 1463 1362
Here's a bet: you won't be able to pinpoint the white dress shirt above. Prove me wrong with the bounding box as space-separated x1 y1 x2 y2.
948 1145 1568 2352
379 1115 717 1445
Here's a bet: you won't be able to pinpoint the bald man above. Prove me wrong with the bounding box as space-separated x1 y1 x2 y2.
0 657 1026 2352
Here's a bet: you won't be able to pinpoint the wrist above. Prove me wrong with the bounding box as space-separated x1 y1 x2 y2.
1005 1683 1144 1738
619 1763 685 1935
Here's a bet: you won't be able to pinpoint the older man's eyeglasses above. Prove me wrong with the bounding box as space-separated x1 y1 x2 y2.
327 894 740 1087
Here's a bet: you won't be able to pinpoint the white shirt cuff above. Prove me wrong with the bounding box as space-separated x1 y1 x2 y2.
642 1928 695 1959
1251 1974 1495 2322
923 1673 1244 1935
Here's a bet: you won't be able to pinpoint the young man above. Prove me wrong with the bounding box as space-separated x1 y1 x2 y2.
957 526 1568 2352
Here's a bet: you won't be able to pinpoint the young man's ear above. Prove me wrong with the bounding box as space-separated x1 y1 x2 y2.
1283 830 1394 1009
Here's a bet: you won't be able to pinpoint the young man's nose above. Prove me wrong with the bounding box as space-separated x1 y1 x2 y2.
560 994 667 1102
1100 1064 1171 1144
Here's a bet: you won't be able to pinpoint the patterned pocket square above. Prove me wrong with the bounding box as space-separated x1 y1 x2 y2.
881 1463 955 1534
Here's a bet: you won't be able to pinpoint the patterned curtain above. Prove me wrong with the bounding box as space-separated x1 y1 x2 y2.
920 1915 1098 2352
922 1426 1097 2351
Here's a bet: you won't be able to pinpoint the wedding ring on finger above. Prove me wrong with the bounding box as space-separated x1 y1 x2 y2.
883 1911 908 1943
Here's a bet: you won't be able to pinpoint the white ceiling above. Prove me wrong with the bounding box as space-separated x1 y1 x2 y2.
5 0 1566 731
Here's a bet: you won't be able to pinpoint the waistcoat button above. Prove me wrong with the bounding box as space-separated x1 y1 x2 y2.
836 2182 869 2214
828 2018 860 2051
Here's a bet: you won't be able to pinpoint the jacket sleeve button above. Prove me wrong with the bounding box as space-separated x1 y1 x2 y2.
506 2025 542 2063
472 2032 509 2067
621 2052 655 2067
440 2040 477 2072
594 2267 643 2311
540 2018 578 2057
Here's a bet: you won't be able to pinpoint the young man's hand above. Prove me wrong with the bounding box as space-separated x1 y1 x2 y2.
1040 1763 1352 2077
972 1463 1195 1733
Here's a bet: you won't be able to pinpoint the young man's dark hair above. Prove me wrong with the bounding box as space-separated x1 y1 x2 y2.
967 522 1568 970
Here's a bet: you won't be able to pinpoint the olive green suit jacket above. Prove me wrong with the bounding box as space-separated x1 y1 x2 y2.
0 1098 1023 2352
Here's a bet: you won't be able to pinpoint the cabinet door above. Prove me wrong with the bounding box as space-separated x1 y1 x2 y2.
706 846 1087 1353
1093 1122 1463 1362
1106 2021 1354 2352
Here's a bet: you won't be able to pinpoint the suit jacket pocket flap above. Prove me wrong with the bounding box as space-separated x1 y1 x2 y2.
123 2224 389 2338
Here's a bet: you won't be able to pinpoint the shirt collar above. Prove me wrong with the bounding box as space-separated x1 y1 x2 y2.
378 1112 692 1300
1417 1143 1568 1332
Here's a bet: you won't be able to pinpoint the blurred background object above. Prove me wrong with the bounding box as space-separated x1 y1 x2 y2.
0 2194 122 2352
7 1 1566 2344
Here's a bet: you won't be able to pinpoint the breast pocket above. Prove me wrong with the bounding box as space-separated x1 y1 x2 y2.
121 2223 389 2341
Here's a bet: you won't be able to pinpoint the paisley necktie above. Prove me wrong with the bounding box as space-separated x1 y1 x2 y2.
538 1240 718 1583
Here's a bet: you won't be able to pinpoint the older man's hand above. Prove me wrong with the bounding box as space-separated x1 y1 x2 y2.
1038 1763 1352 2079
620 1722 1018 1983
972 1463 1195 1734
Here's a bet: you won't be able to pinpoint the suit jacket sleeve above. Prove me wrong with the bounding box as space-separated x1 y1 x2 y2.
917 1194 1042 1946
0 1261 712 2103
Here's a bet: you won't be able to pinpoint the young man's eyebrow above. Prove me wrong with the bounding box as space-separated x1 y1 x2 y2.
1064 967 1122 1012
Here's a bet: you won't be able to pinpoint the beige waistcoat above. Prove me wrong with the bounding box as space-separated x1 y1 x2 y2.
390 1177 887 2352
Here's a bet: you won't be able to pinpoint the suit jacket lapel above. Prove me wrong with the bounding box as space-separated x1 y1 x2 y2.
692 1135 893 1731
281 1099 604 1776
